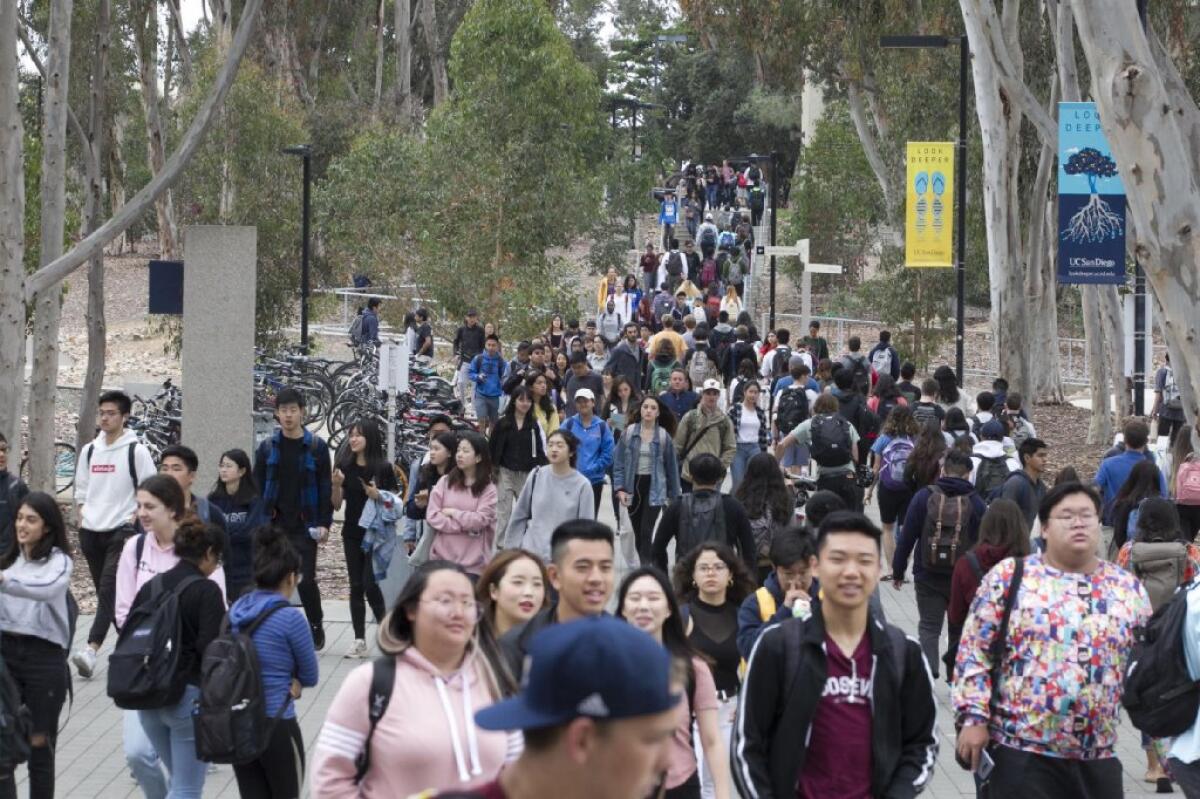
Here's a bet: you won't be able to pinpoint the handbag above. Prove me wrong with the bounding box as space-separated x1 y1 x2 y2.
408 521 436 567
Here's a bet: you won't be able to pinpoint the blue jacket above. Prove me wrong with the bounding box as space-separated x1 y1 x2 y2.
361 308 380 344
612 424 681 507
659 389 699 420
468 352 509 398
227 591 320 719
736 572 822 659
894 476 986 583
561 414 614 486
208 493 267 598
1095 449 1166 523
360 490 402 581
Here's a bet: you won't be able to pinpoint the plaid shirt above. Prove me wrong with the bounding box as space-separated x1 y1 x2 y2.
255 428 333 529
727 403 769 452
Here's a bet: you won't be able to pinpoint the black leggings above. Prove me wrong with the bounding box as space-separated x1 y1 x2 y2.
287 530 323 626
0 635 67 799
628 474 663 565
342 528 386 639
232 717 305 799
79 524 134 645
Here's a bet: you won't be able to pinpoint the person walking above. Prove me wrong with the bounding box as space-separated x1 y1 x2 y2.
867 330 901 381
226 527 320 798
614 396 682 567
128 518 227 799
727 381 768 491
489 387 548 546
562 352 605 411
158 445 230 535
406 431 459 558
736 524 822 658
453 310 487 406
775 393 863 512
253 386 333 650
733 453 794 583
954 483 1152 796
997 437 1050 531
642 242 662 295
673 544 755 799
475 549 549 641
331 418 398 658
653 455 756 574
675 381 736 493
310 561 508 796
0 492 73 799
659 366 698 418
427 433 498 578
71 389 158 679
467 335 509 437
732 512 938 798
618 568 731 799
866 405 921 564
560 389 614 515
1152 352 1187 445
207 448 267 602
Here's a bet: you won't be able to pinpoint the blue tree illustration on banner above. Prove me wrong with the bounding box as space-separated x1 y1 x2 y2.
1062 147 1123 243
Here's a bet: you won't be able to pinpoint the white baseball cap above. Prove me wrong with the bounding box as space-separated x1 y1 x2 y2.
574 388 596 402
701 379 722 393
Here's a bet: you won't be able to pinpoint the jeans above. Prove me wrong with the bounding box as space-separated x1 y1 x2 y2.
628 474 663 566
473 394 501 427
706 183 718 209
287 529 323 626
730 442 761 491
0 635 67 799
914 579 951 678
138 684 206 799
232 717 305 799
983 745 1122 798
79 524 135 645
695 694 736 799
495 467 529 546
342 527 385 640
125 708 168 799
644 270 658 295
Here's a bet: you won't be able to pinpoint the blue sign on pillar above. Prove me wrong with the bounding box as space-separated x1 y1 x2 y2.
148 260 184 314
1057 102 1127 284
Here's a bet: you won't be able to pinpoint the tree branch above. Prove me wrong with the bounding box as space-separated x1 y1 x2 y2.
16 15 95 180
24 0 265 300
843 69 899 223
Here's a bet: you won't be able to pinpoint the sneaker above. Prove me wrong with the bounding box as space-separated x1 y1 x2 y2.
72 647 97 679
311 624 326 651
346 639 368 659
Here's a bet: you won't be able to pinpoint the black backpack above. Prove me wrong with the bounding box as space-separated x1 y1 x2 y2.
194 604 289 764
847 356 871 395
775 386 809 436
0 646 31 772
678 492 728 553
974 457 1011 501
666 251 684 277
107 573 203 709
770 346 792 379
1122 580 1200 738
355 656 399 783
810 415 853 467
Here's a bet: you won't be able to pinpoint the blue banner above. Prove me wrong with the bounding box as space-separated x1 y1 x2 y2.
1057 102 1126 284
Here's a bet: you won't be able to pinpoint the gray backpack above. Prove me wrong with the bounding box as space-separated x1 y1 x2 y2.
678 492 727 555
1131 540 1189 611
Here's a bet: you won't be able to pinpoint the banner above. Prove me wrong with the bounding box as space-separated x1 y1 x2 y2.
904 142 955 267
1058 102 1126 284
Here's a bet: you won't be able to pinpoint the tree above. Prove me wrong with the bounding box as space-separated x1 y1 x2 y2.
0 0 28 452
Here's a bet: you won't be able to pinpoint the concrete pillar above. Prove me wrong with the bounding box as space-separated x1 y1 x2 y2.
181 226 257 489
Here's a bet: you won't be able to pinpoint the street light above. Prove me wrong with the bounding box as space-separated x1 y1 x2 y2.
282 144 313 354
880 34 970 387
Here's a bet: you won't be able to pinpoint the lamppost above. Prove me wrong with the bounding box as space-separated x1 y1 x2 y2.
880 34 970 387
282 144 313 353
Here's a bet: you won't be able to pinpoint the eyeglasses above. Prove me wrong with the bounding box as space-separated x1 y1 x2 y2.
695 563 729 575
1049 511 1099 525
422 597 481 620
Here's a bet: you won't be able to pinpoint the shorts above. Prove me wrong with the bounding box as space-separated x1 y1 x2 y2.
877 484 914 525
473 393 501 423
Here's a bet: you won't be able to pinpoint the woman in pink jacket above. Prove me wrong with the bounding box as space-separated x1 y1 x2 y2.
310 560 509 797
427 432 498 577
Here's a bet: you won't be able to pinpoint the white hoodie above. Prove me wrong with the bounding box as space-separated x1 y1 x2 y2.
969 440 1021 485
73 430 158 531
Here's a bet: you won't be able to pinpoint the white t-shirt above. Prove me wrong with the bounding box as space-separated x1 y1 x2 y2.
737 406 761 444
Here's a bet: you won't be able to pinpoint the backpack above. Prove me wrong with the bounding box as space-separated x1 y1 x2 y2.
700 258 718 286
1131 540 1190 612
355 656 398 783
775 386 809 436
809 415 853 468
0 650 31 772
879 437 915 492
688 348 719 388
699 227 717 247
1178 456 1200 506
847 355 871 395
1122 580 1200 738
770 346 792 379
870 347 893 377
911 402 941 428
649 361 677 395
727 255 744 285
666 251 684 277
968 415 986 439
974 456 1011 500
749 510 779 565
920 487 968 575
107 573 204 709
718 230 736 250
678 492 728 553
83 440 140 494
349 313 365 345
1164 366 1183 411
1009 416 1034 450
194 604 289 764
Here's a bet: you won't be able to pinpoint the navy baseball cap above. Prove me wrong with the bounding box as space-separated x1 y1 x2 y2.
980 420 1006 440
475 616 679 731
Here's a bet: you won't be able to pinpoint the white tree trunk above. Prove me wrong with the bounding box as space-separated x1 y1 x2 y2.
394 0 413 120
844 73 900 224
373 0 386 118
420 0 448 106
134 0 179 259
108 112 129 254
1069 0 1200 437
26 0 73 492
1023 96 1064 404
0 0 28 448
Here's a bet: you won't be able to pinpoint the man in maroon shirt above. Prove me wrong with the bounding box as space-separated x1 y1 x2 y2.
732 511 938 798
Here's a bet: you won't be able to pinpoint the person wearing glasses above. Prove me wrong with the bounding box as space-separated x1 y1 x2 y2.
953 483 1152 797
311 560 508 797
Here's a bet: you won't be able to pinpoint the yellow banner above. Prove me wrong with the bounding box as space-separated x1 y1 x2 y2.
905 142 955 267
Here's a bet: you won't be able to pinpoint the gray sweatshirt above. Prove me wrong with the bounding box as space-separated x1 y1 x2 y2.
0 547 73 649
503 466 595 560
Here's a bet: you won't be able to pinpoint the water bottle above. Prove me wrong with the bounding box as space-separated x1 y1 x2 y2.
308 526 321 541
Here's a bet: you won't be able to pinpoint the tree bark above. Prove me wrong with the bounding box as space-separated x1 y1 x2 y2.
420 0 449 106
164 0 193 86
0 0 28 448
26 0 74 493
77 0 111 459
844 71 900 225
373 0 386 118
1023 93 1065 404
395 0 413 120
1068 0 1200 438
133 0 179 260
108 112 129 254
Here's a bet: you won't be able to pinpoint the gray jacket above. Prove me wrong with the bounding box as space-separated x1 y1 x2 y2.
503 466 595 561
0 547 73 649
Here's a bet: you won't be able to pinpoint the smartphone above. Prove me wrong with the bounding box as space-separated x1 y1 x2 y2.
975 749 995 781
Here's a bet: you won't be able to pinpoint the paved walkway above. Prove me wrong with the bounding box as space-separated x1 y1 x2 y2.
21 487 1172 797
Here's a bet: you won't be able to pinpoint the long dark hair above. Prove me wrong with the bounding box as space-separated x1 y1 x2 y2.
734 453 792 522
380 559 471 653
672 543 756 605
497 386 536 432
616 567 700 668
943 407 971 435
1134 497 1186 543
1114 460 1169 548
974 499 1030 557
881 405 919 438
209 448 258 505
447 431 494 496
630 394 677 437
605 376 641 417
932 365 960 405
872 373 901 401
337 417 389 481
524 371 557 419
418 431 460 489
0 491 71 568
252 525 302 588
906 423 947 489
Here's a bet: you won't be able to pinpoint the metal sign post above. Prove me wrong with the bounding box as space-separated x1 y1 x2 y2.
377 339 410 463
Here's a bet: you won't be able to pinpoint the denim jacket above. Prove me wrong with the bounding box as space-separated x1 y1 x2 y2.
612 423 682 507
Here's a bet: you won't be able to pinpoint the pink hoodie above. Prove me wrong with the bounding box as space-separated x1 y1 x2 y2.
426 476 497 575
114 530 227 628
309 647 508 798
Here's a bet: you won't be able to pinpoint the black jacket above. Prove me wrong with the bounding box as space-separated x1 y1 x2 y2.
732 611 938 799
453 324 486 362
607 341 645 388
0 471 29 556
488 413 547 472
129 560 225 695
652 490 757 574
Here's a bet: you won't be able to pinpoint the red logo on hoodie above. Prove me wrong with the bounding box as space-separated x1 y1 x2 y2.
92 464 116 473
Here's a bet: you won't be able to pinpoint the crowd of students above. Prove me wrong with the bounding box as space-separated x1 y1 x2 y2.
4 299 1200 798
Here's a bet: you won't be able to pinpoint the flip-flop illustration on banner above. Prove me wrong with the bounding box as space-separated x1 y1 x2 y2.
913 171 929 232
